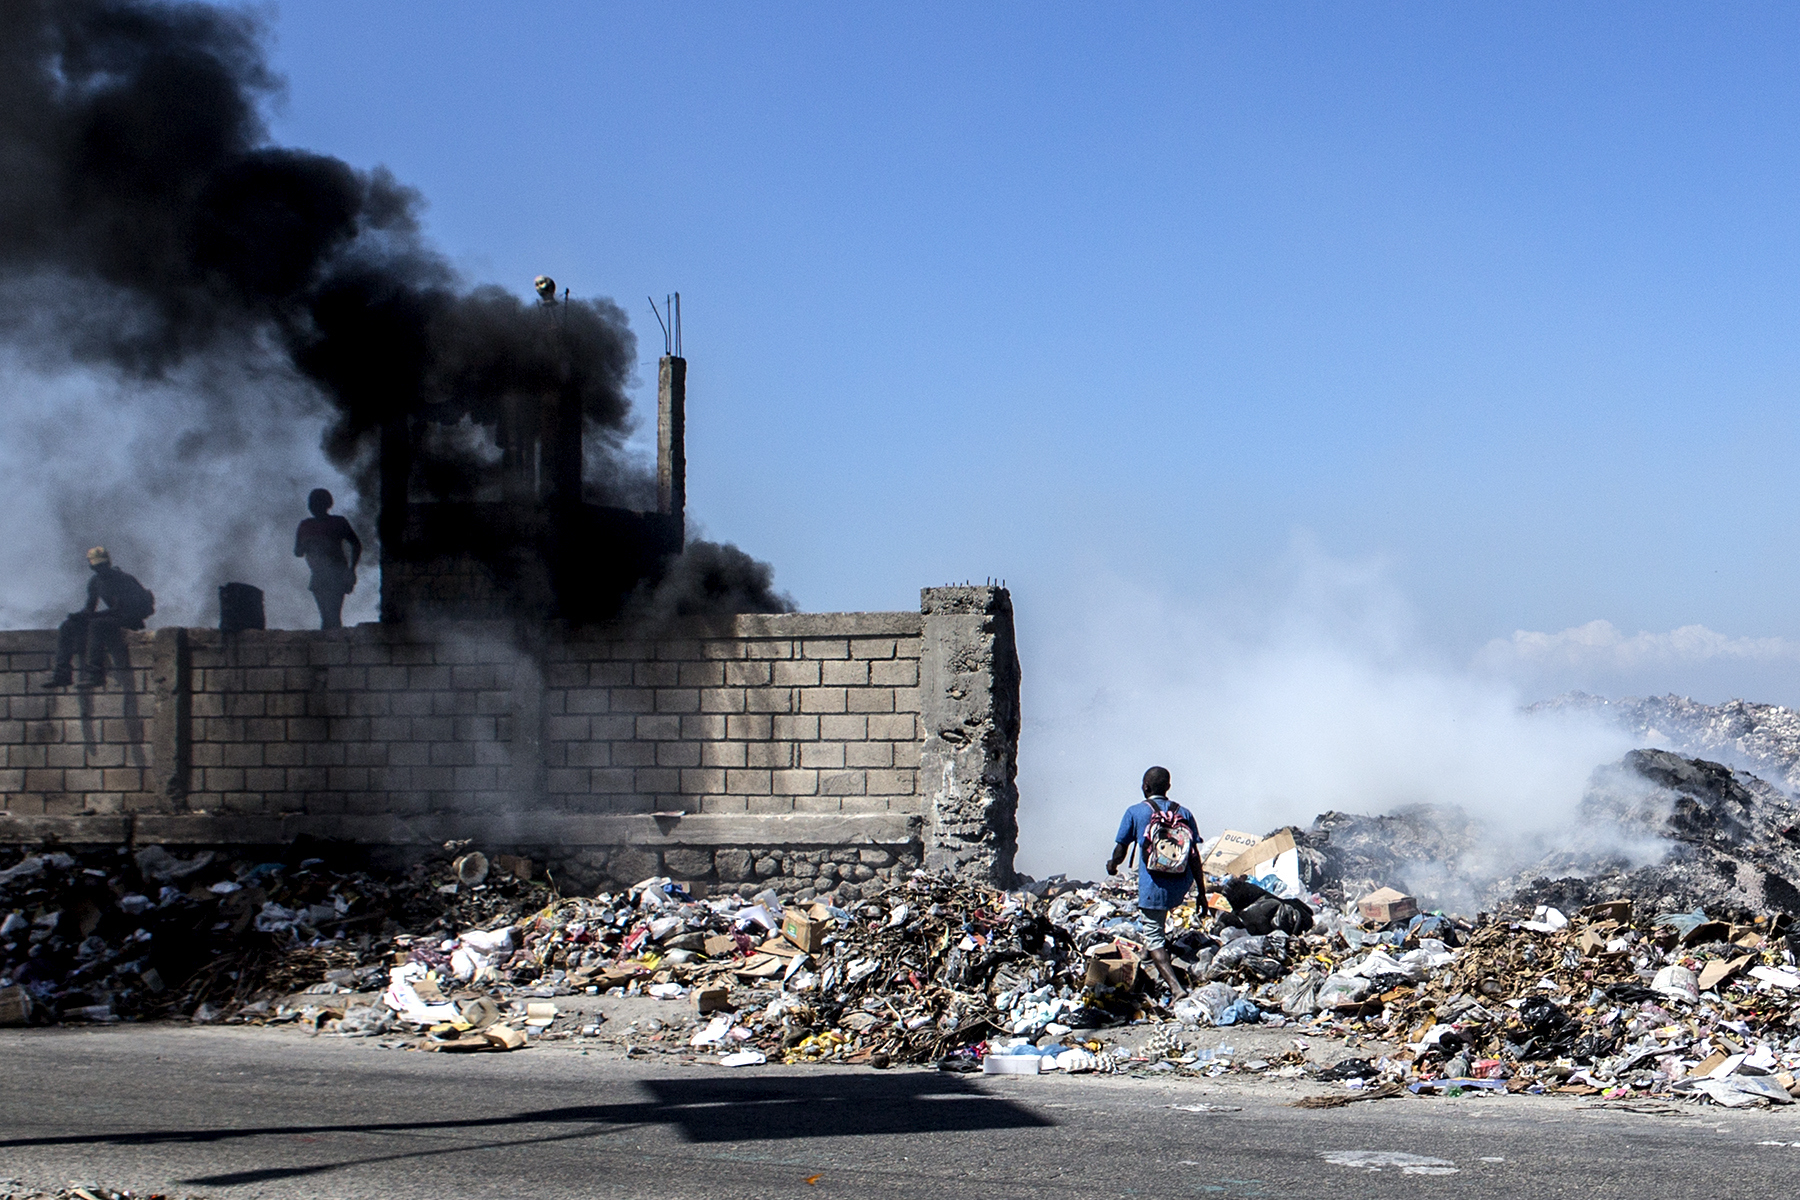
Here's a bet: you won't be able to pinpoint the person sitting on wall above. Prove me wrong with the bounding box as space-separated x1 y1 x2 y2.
294 488 363 630
46 546 154 688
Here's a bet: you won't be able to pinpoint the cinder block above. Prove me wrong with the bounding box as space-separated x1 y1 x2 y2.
699 794 749 813
677 661 724 687
611 741 655 767
725 661 772 687
726 768 773 795
772 714 819 741
204 767 245 791
611 687 655 714
871 659 918 686
866 769 916 796
591 767 635 793
303 741 347 766
655 638 704 662
428 741 474 767
634 661 680 688
566 741 611 767
657 741 701 768
845 742 893 768
742 741 792 770
635 714 682 741
819 769 869 797
893 741 922 768
565 689 610 714
681 767 726 794
840 796 893 814
801 742 846 769
744 687 795 714
243 768 285 791
266 692 307 718
850 638 897 660
846 688 895 713
745 640 794 660
589 714 636 740
365 666 408 690
45 745 84 769
822 660 868 686
802 639 849 660
453 715 497 741
819 715 868 741
409 664 453 690
655 688 700 714
588 662 633 687
327 767 369 791
894 637 924 658
221 744 264 768
702 741 746 768
82 743 125 769
635 767 680 793
868 713 917 740
800 688 847 714
892 686 923 713
410 716 453 741
793 795 841 813
770 770 820 798
285 717 328 742
63 768 105 792
725 714 772 740
746 794 795 814
701 639 747 661
681 714 728 740
773 660 820 687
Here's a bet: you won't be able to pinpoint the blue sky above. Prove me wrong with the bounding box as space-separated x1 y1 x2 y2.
244 4 1800 863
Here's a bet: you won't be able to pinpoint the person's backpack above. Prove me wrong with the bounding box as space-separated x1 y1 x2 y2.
1140 797 1196 875
112 572 155 625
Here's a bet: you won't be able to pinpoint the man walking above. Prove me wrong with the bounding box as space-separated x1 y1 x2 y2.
1106 765 1206 1001
46 547 154 688
294 488 363 630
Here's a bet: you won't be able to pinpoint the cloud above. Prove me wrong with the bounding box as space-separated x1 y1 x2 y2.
1476 620 1800 672
1472 620 1800 709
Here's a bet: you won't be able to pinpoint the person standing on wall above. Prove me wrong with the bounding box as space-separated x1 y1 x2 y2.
1105 765 1206 1001
294 488 363 630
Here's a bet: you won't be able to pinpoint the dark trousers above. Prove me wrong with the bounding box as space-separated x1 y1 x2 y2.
55 612 130 682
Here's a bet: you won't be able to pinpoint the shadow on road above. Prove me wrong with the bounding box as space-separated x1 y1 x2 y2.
0 1070 1054 1188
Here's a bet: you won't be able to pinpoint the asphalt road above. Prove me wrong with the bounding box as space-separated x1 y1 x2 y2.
3 1025 1798 1199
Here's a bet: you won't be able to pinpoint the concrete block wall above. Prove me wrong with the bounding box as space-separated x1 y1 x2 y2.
0 588 1019 895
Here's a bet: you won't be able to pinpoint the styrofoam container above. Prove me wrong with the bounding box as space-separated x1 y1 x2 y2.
983 1054 1041 1075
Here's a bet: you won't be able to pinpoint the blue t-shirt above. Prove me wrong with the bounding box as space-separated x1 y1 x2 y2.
1115 798 1201 910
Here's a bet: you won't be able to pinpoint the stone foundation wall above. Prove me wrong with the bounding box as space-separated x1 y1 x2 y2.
0 588 1018 893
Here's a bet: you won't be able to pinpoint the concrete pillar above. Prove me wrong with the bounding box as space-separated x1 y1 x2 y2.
658 355 686 538
149 627 190 805
918 586 1021 885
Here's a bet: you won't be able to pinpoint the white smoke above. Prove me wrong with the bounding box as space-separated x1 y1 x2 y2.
1013 545 1632 879
0 348 378 632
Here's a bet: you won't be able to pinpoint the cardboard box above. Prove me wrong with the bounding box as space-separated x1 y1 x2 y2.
693 985 732 1015
781 907 825 954
1083 939 1140 991
1581 899 1632 925
1202 830 1261 877
1357 887 1418 925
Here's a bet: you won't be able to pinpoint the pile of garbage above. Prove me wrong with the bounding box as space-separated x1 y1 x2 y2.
8 748 1800 1106
0 839 552 1026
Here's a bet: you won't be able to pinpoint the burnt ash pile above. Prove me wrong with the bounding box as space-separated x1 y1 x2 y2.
1298 749 1800 920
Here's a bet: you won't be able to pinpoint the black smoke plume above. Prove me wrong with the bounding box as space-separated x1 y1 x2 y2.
0 0 787 625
